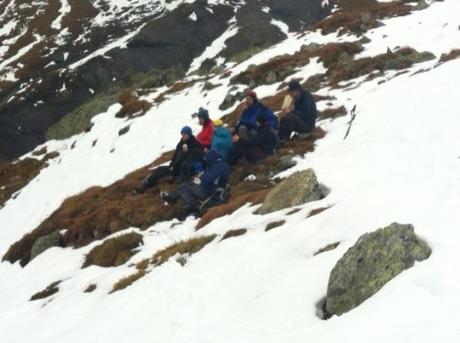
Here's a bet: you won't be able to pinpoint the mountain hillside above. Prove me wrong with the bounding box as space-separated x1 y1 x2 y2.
1 0 460 342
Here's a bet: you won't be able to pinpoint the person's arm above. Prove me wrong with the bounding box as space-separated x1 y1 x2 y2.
201 165 220 188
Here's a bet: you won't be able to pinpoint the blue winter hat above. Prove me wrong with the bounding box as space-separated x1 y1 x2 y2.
181 126 193 136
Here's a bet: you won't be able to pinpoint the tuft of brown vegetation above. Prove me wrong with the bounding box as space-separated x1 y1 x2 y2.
231 42 364 87
154 79 203 104
221 229 248 241
313 1 411 36
439 49 460 63
265 220 286 232
84 284 97 293
0 151 59 208
152 235 217 266
326 47 435 86
196 190 271 230
110 270 146 294
30 281 61 301
319 106 348 121
83 232 143 268
116 91 151 118
307 205 333 218
314 242 340 256
2 151 180 266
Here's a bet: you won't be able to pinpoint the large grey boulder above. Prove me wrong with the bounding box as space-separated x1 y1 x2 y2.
30 231 63 260
325 223 431 317
258 169 323 214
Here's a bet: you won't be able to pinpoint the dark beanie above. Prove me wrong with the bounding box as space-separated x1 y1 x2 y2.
288 80 302 92
181 126 193 136
197 107 210 121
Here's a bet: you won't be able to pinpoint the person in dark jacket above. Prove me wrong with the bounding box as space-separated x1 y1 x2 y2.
161 150 230 214
195 108 215 148
134 126 203 194
211 119 233 161
236 91 278 141
279 80 317 140
229 114 277 165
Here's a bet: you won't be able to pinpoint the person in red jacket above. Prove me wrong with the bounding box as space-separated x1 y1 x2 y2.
195 108 214 148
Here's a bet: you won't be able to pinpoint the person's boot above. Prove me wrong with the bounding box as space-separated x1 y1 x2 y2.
160 191 177 204
133 183 146 195
177 205 200 221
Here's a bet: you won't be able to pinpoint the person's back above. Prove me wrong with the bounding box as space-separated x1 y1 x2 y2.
201 151 230 196
211 124 232 161
293 89 317 131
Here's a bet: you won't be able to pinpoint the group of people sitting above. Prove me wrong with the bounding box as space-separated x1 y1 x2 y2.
134 80 318 218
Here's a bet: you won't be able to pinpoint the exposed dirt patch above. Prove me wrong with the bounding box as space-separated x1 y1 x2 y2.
84 284 97 293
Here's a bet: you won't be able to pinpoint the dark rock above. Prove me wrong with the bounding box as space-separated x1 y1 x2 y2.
30 231 63 260
325 223 431 317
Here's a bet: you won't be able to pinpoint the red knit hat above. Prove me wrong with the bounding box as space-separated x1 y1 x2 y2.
246 90 258 102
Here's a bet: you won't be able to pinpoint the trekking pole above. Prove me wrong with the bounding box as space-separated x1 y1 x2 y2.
343 105 357 140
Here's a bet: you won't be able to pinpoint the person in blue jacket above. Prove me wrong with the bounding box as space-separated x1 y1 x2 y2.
279 80 317 140
211 119 232 161
161 150 230 215
236 91 278 141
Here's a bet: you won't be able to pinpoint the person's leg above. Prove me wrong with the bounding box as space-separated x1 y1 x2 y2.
238 125 250 141
228 142 245 165
291 115 310 134
176 182 206 208
243 147 266 162
279 115 295 139
136 166 170 193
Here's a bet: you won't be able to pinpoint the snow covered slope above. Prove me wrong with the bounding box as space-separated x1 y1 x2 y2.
1 0 460 342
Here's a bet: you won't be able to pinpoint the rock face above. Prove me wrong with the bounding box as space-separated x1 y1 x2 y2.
258 169 323 214
325 223 431 317
30 231 63 260
0 0 330 162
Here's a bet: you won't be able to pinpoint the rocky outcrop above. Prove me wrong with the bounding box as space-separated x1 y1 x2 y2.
30 231 63 260
325 223 431 317
258 169 323 214
0 0 331 162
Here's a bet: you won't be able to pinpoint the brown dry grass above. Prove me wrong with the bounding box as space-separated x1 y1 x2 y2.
221 229 248 241
110 270 147 294
196 190 271 230
265 220 286 232
0 151 59 208
116 91 151 118
231 42 364 87
319 106 347 120
313 1 411 36
439 49 460 63
314 242 340 256
152 235 217 266
30 281 61 301
307 205 333 218
83 232 143 268
2 151 179 266
84 284 97 293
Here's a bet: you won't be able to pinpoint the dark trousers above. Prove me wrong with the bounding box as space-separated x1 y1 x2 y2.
228 141 265 165
139 149 204 192
279 114 312 139
169 181 208 208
